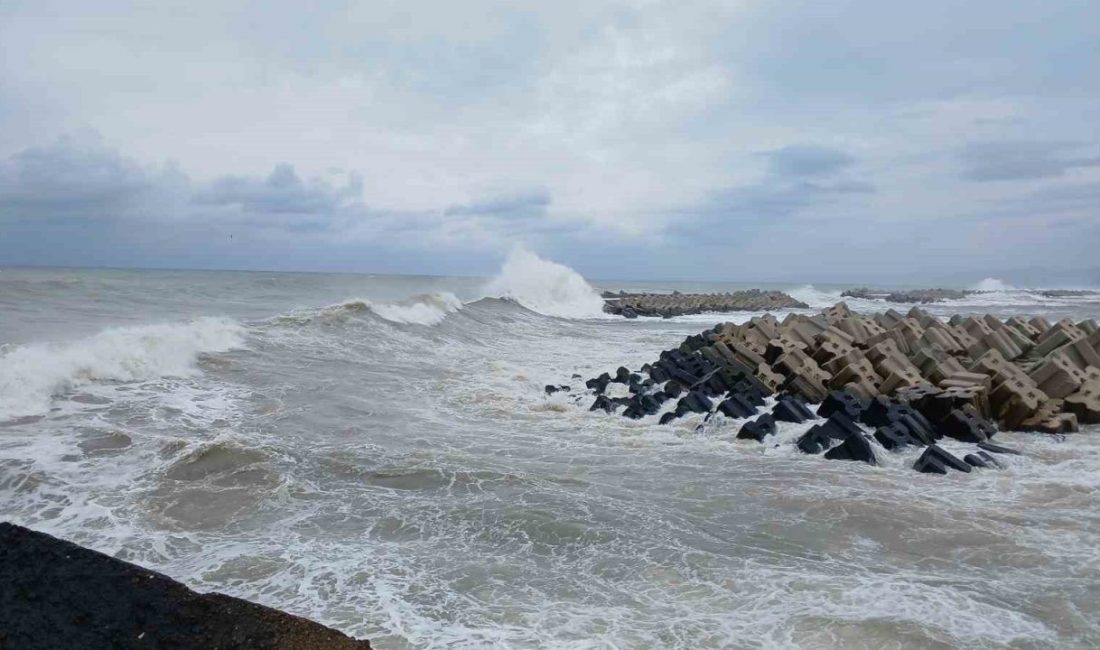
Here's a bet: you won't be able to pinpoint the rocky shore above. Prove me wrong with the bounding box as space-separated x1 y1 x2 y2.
0 522 372 650
602 290 808 318
563 302 1100 474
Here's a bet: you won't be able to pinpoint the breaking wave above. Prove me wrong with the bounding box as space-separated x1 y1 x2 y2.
972 277 1018 292
482 247 607 319
0 317 245 421
372 292 464 326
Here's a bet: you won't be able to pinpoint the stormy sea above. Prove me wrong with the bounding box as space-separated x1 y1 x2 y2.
2 250 1099 649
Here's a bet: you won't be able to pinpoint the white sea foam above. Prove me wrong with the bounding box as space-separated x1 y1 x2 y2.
483 246 607 319
371 292 465 326
0 317 245 420
971 277 1018 292
788 284 846 309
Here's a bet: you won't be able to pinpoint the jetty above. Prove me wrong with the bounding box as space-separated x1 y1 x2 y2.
570 302 1100 475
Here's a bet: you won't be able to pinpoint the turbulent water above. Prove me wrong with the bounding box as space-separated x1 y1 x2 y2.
2 254 1100 649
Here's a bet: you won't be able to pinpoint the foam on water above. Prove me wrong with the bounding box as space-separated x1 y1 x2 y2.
372 292 465 326
483 247 607 319
4 268 1100 648
0 317 245 421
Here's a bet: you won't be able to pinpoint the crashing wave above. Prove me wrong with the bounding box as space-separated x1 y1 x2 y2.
371 292 464 326
971 278 1018 292
483 247 607 319
0 317 245 421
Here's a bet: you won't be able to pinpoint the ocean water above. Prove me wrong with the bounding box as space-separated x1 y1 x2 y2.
2 251 1100 649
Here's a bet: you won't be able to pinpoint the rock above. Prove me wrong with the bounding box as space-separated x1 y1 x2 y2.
658 412 678 425
589 395 613 413
0 522 372 650
978 441 1022 455
544 384 570 395
772 395 815 423
824 431 877 465
874 423 914 450
585 373 611 394
913 444 972 475
798 413 863 454
675 391 713 415
717 394 757 419
796 426 834 454
613 366 631 384
1029 354 1089 399
816 390 867 420
964 453 990 468
737 414 777 442
1065 380 1100 424
940 407 996 443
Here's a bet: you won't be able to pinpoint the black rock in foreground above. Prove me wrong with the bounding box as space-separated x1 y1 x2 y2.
0 522 372 650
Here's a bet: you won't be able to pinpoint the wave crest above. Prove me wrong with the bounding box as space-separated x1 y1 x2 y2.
0 317 245 421
972 277 1018 292
372 292 464 325
483 247 606 319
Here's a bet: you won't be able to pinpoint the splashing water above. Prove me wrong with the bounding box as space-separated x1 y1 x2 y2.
483 247 607 319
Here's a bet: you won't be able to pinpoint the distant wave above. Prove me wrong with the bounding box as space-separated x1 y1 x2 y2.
0 317 245 421
971 277 1018 292
482 246 607 319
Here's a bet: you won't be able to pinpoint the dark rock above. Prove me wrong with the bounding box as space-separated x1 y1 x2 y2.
658 412 678 425
816 390 867 420
613 367 631 384
824 431 877 465
977 441 1023 456
0 522 372 650
913 444 972 474
589 395 613 413
664 381 684 398
964 453 989 468
940 407 996 443
585 373 611 394
717 394 757 419
737 414 777 442
977 450 1003 468
873 423 913 451
796 425 834 454
772 396 816 423
675 391 712 415
544 384 570 395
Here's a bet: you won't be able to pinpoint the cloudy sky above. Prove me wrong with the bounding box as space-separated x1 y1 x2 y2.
1 0 1098 283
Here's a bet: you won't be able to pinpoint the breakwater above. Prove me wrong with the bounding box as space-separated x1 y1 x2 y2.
570 302 1100 474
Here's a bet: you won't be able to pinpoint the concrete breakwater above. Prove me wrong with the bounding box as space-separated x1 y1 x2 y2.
0 522 372 650
842 286 1100 303
602 290 808 318
840 287 975 303
562 302 1100 475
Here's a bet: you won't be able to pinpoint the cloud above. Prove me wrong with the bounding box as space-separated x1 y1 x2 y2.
959 141 1100 181
444 191 550 217
0 0 1099 282
761 145 856 178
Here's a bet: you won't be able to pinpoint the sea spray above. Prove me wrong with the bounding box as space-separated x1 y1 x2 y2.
372 292 465 326
483 247 607 319
0 317 245 420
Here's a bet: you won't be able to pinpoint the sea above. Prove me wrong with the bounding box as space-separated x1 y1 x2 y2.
2 249 1099 649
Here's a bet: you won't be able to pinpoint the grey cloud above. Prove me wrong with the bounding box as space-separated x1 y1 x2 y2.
195 164 364 218
444 191 550 217
762 145 855 178
960 141 1100 182
0 136 167 217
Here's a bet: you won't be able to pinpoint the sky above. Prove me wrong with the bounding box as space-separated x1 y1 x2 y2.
1 0 1098 284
